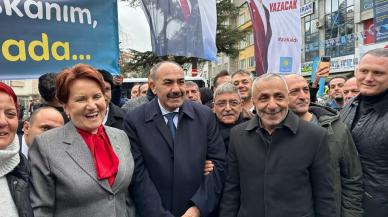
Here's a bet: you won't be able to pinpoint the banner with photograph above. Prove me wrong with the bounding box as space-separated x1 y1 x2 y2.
0 0 119 79
141 0 217 61
248 0 301 75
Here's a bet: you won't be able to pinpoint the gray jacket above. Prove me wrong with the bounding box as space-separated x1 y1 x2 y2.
310 104 363 217
29 122 135 217
122 96 149 112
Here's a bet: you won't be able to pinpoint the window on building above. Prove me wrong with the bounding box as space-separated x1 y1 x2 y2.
249 32 254 45
239 13 245 26
248 57 255 68
239 40 245 49
303 1 319 62
239 59 246 69
324 0 355 57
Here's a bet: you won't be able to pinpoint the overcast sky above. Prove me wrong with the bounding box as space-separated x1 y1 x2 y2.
118 1 152 52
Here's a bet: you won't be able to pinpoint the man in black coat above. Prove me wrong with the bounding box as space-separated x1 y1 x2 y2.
285 74 363 217
220 73 335 217
341 48 388 217
212 82 250 151
98 69 126 130
123 61 225 217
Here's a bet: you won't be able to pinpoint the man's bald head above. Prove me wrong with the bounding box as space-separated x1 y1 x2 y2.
24 107 64 146
284 74 311 117
251 74 289 133
150 61 183 82
252 73 289 96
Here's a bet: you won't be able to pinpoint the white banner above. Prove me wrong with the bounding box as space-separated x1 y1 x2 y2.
248 0 301 75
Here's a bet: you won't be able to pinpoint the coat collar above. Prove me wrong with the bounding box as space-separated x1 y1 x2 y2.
106 103 125 125
144 99 195 150
145 98 195 122
244 110 299 135
62 122 125 193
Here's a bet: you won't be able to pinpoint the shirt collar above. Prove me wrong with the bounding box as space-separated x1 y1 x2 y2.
157 98 180 115
103 104 109 125
245 110 299 135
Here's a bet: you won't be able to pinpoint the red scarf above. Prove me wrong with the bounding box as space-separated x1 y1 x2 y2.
77 125 119 186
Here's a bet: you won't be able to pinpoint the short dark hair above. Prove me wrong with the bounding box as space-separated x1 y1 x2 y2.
56 64 105 104
231 70 252 79
328 76 347 89
213 70 230 88
38 73 57 103
97 69 114 88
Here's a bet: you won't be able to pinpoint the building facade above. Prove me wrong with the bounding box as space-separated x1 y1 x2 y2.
237 3 256 75
209 0 387 81
300 0 387 77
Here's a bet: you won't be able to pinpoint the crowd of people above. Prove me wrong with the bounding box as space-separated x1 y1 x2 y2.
0 47 387 217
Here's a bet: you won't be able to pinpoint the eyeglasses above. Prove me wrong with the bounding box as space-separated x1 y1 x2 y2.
214 100 241 108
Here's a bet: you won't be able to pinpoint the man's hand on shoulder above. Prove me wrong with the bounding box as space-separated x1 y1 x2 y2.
203 160 214 175
181 206 200 217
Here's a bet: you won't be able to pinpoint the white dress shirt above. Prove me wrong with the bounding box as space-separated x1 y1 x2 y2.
158 99 179 128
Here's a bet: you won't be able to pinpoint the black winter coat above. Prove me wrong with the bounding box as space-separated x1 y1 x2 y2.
106 103 126 130
341 94 388 217
6 154 34 217
220 111 336 217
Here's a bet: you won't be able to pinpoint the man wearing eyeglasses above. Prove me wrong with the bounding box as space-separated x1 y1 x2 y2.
213 82 250 151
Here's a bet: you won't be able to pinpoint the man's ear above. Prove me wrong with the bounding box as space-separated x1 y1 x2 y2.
22 121 30 135
149 80 157 94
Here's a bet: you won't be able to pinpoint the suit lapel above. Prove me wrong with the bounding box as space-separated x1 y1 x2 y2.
105 127 126 193
154 113 175 150
63 123 113 193
146 99 174 150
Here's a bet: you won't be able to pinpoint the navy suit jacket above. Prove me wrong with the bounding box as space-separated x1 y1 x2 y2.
124 99 226 217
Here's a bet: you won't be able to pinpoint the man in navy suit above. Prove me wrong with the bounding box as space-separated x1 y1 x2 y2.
124 61 225 217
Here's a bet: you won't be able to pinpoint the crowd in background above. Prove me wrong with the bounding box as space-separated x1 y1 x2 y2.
0 47 387 217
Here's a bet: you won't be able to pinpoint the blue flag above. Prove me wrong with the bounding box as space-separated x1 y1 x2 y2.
0 0 119 79
141 0 217 61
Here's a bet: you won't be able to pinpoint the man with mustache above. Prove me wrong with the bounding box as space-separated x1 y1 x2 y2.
212 82 249 151
124 61 225 217
220 73 335 217
285 74 363 217
341 48 388 217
